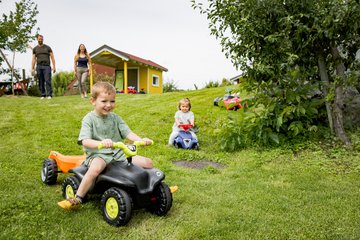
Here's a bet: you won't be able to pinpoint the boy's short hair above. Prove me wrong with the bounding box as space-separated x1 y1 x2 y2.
91 82 116 99
178 98 191 110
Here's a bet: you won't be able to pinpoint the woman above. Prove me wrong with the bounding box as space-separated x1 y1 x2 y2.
74 44 92 98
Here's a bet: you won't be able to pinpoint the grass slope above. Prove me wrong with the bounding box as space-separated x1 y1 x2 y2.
0 87 359 240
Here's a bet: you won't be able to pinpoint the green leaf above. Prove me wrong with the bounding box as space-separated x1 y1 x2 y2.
276 116 283 131
268 131 279 144
299 106 306 115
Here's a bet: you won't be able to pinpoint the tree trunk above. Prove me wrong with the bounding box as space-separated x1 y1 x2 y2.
11 51 15 95
331 45 351 145
317 50 334 133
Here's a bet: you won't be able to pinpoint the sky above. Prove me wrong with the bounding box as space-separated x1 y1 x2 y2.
1 0 240 90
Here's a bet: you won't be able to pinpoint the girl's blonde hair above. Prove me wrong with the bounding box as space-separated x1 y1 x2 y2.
178 98 191 110
91 82 116 99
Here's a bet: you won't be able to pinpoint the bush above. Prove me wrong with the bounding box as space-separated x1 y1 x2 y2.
219 81 328 151
93 70 114 84
27 85 40 97
204 80 219 88
52 71 74 96
163 79 179 92
220 78 232 87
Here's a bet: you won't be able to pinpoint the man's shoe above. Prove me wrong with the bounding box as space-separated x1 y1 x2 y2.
47 96 52 99
40 97 45 100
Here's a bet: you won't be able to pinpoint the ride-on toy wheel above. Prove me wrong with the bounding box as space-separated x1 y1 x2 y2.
194 143 200 151
41 158 58 185
101 187 133 226
62 176 80 199
147 182 173 216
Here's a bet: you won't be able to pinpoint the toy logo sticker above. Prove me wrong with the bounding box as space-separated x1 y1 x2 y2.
128 145 136 151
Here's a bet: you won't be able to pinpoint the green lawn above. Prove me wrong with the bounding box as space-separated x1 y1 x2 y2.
0 87 359 240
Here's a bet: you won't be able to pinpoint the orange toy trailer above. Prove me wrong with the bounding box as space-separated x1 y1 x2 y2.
41 151 85 185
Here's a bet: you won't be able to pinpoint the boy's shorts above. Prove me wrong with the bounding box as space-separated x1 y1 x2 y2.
84 150 127 166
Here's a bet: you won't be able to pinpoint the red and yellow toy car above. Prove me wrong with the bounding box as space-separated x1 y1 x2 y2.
214 93 243 110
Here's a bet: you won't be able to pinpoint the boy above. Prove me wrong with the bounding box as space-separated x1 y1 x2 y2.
58 82 153 209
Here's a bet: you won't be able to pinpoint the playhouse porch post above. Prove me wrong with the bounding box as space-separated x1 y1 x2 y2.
90 63 93 93
124 61 128 94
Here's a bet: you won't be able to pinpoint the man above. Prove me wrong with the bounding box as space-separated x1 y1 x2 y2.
31 34 56 99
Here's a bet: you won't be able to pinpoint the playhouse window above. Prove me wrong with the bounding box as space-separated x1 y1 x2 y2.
152 75 159 86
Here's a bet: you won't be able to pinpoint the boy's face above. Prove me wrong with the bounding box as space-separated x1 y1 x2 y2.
180 103 190 113
91 91 116 116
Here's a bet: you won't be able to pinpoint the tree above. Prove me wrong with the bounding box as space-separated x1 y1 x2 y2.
192 0 360 146
0 0 38 76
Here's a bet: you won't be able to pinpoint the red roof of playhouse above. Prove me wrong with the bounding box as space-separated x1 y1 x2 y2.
90 44 168 72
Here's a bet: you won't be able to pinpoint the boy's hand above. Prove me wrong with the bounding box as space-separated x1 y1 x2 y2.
142 138 153 146
100 139 113 148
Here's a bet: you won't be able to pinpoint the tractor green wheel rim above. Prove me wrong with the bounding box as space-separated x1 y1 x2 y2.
65 185 75 198
106 197 119 220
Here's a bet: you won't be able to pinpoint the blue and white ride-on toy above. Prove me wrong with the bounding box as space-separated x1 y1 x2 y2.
173 124 199 150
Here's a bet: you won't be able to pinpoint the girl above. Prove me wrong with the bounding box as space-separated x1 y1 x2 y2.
168 98 198 145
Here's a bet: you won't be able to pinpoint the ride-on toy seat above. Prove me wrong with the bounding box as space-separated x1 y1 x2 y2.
58 141 174 226
173 124 199 150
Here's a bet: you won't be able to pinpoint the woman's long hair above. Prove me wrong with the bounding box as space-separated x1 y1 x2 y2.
75 44 90 61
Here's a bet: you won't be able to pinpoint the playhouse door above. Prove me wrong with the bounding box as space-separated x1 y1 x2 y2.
115 71 123 92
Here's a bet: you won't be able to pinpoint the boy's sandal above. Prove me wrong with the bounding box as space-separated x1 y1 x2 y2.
170 186 178 193
57 197 81 210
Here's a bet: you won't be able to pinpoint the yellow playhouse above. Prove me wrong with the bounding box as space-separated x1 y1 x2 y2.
89 44 168 94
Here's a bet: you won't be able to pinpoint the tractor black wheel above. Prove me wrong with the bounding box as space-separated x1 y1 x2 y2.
41 158 58 185
101 187 132 226
62 176 80 199
147 182 173 216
